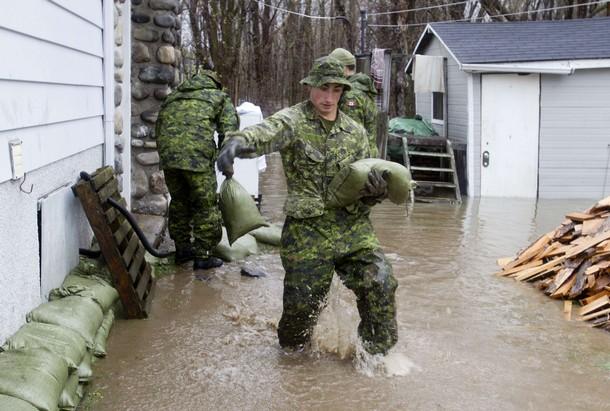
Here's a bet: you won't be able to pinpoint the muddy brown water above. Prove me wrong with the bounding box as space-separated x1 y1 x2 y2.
89 154 610 411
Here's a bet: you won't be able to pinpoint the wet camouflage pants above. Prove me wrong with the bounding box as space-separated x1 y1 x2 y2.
278 208 398 355
164 168 222 258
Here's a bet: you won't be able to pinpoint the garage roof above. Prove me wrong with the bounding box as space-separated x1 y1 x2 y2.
406 17 610 72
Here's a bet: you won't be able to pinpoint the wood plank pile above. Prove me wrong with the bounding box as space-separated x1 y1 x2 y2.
496 196 610 331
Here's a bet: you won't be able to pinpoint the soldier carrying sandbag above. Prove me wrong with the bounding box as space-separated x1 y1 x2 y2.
217 56 398 356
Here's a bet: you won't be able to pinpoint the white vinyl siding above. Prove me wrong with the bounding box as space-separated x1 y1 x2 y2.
0 0 105 184
539 69 610 199
0 0 108 344
415 36 469 146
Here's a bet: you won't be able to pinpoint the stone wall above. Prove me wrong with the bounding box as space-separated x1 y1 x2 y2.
114 0 128 194
130 0 182 215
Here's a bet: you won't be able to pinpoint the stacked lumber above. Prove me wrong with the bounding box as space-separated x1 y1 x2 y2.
496 196 610 331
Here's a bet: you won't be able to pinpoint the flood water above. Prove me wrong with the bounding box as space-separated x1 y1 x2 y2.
89 154 610 411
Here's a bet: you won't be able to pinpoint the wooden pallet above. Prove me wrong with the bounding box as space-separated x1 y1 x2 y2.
73 166 155 319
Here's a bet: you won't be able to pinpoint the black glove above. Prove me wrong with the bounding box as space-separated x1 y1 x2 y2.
217 138 253 178
360 169 389 205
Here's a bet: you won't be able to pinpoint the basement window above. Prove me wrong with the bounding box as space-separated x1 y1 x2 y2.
432 92 444 123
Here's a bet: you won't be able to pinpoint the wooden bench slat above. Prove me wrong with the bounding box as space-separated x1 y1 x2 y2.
129 245 145 282
91 167 114 190
97 178 119 203
113 219 132 247
122 232 139 266
135 264 152 299
73 180 146 319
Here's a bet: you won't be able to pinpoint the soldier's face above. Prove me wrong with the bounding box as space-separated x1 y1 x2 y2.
310 83 344 120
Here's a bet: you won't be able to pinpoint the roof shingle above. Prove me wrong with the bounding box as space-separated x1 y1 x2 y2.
428 17 610 64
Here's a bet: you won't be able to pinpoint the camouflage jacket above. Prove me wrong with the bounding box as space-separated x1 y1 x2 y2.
226 101 372 219
156 73 239 171
339 74 379 157
349 72 378 102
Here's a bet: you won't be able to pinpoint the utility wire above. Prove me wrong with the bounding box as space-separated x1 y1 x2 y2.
251 0 343 20
368 1 468 17
368 0 608 28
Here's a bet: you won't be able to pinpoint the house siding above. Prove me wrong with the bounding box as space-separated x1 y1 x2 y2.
416 36 469 147
539 68 610 199
0 0 109 343
471 74 482 197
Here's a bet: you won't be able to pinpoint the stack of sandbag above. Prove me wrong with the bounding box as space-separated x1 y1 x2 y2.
212 224 283 262
0 258 119 410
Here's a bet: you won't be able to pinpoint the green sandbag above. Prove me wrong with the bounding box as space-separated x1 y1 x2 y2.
59 372 82 411
0 394 38 411
26 296 104 349
213 229 258 262
219 178 268 245
77 352 93 383
0 348 69 411
326 158 415 208
93 308 115 358
2 323 86 372
250 224 283 246
49 273 119 313
71 257 113 284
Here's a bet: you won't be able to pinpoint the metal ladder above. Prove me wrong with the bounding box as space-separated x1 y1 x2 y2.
400 135 461 203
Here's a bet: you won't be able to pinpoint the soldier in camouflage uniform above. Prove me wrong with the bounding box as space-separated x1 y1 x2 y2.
156 67 239 270
329 48 379 157
217 56 398 355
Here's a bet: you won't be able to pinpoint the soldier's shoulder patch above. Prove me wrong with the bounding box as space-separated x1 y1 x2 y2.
346 99 358 107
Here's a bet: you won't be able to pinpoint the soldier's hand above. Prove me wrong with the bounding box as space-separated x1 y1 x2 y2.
360 169 389 205
217 138 254 178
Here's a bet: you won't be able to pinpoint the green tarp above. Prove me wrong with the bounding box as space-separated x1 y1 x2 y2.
388 116 437 136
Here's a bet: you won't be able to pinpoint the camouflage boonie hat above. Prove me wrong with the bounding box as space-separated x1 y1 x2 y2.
329 48 356 67
300 56 352 90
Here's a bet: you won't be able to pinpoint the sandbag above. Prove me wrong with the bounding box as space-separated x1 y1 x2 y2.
93 309 115 358
219 178 268 244
0 394 38 411
71 257 113 284
58 372 81 411
76 352 93 383
326 159 415 208
250 224 283 246
26 296 104 349
213 229 258 262
0 348 69 411
49 273 119 313
2 322 86 372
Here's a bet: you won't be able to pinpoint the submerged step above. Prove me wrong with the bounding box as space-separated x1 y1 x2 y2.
414 181 457 188
410 166 454 172
408 151 452 158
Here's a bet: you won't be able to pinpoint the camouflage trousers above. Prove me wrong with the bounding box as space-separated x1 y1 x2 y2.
278 208 398 355
164 168 222 258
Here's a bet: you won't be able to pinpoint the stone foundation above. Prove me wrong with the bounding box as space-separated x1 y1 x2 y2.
130 0 181 215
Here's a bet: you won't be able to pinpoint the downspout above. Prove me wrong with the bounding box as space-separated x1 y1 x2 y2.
443 57 448 139
102 0 115 167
